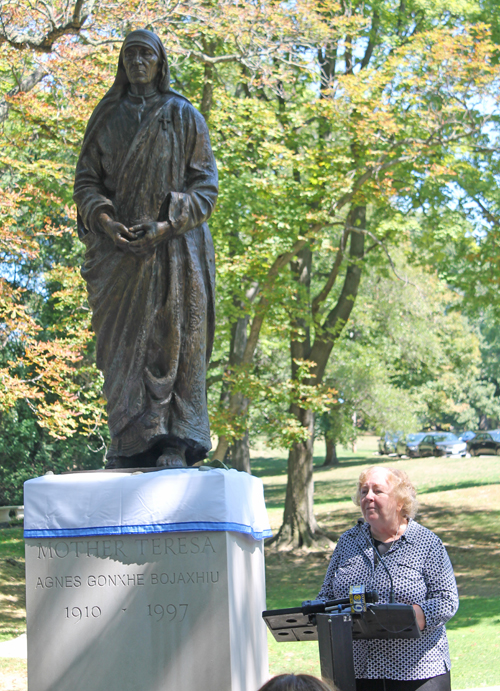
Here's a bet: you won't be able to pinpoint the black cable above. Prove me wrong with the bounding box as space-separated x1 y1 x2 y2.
357 518 395 603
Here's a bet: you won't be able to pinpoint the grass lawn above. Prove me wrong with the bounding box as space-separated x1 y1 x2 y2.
1 437 499 689
0 524 26 691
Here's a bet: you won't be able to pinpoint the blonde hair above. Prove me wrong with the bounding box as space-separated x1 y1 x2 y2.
352 466 418 519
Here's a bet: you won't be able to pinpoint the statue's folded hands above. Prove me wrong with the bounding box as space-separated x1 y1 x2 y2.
126 221 174 254
98 212 138 249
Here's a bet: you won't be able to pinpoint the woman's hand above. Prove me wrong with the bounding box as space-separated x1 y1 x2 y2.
126 221 172 255
99 213 137 249
412 604 426 631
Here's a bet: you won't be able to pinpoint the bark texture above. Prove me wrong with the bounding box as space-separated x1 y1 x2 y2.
323 439 339 467
271 211 365 549
212 310 251 470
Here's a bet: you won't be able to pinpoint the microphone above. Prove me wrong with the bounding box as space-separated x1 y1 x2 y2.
349 584 376 612
357 517 396 603
301 589 378 615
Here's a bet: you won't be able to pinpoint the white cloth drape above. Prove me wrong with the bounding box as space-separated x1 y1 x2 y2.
24 468 272 540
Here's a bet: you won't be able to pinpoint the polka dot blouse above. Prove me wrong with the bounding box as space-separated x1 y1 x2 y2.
317 519 459 680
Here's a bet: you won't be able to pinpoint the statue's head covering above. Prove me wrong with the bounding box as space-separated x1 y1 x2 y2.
78 29 176 158
112 29 170 95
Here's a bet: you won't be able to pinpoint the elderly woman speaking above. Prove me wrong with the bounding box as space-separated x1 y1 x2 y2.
318 466 458 691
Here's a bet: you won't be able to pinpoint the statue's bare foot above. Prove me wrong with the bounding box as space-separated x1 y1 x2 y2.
156 449 186 469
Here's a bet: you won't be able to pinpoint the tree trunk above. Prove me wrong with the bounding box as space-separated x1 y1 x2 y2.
0 67 47 124
272 215 365 550
268 249 333 549
212 311 251 467
200 40 216 120
200 61 214 120
211 240 309 467
212 435 230 463
323 439 339 466
309 210 366 380
268 407 322 549
232 431 251 473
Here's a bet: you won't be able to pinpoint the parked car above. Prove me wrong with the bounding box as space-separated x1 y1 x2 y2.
459 431 476 442
396 433 427 458
417 433 467 457
467 431 500 456
378 432 402 455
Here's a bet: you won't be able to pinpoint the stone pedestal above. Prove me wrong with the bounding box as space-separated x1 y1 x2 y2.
24 471 269 691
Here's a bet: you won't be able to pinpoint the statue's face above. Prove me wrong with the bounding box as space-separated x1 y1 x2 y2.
123 44 160 86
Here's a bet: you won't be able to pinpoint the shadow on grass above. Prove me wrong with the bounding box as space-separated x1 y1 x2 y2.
261 485 287 510
314 477 500 507
251 456 289 478
0 559 26 640
404 504 500 598
261 467 500 511
446 597 500 629
263 478 358 510
252 453 383 480
262 484 355 510
0 529 28 641
265 550 331 609
418 503 500 532
312 455 385 472
0 528 24 560
418 480 500 495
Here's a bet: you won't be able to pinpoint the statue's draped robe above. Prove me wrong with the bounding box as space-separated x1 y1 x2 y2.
74 91 218 465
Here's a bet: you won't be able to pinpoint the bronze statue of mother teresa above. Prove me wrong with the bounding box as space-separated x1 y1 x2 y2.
74 30 218 469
